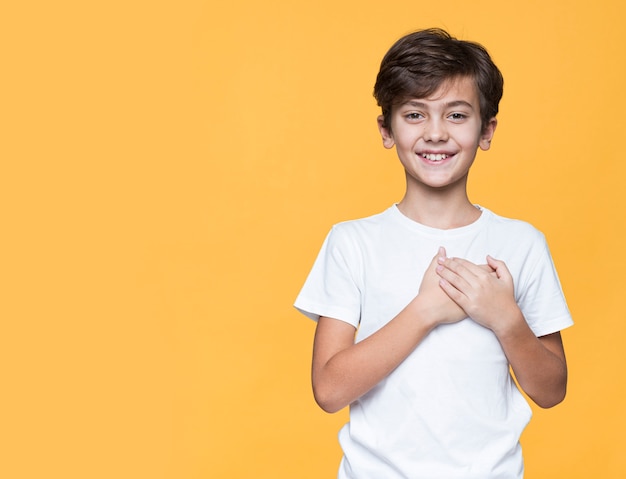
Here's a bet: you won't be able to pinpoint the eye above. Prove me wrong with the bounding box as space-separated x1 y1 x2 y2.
405 112 423 121
448 112 467 121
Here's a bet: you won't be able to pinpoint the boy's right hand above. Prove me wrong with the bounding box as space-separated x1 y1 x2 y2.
417 247 468 326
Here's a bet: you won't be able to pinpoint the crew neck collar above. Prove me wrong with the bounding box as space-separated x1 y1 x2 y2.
388 203 490 237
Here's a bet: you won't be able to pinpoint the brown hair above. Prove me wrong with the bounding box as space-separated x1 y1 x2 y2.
373 28 503 132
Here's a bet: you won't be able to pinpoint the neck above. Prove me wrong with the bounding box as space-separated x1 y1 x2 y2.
397 181 480 229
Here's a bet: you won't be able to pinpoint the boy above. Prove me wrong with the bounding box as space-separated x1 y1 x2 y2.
294 29 572 478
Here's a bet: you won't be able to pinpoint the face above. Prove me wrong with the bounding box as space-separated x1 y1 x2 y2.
378 76 497 193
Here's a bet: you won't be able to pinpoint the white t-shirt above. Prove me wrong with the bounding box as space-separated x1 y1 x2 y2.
295 205 573 479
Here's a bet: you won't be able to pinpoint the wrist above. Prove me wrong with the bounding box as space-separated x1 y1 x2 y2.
409 294 442 331
491 305 526 339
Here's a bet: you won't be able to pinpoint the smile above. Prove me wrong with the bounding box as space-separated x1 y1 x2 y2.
421 153 449 162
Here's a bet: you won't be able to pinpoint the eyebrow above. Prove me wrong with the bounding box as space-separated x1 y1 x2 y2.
402 100 475 110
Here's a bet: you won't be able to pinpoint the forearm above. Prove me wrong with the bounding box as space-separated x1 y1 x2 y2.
312 297 436 413
495 312 567 408
436 254 568 408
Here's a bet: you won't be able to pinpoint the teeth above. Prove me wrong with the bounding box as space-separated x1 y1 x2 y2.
422 153 448 161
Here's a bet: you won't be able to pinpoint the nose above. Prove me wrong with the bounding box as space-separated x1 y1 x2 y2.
423 118 448 142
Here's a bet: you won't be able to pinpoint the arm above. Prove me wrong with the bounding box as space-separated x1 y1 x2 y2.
436 255 568 408
312 248 466 413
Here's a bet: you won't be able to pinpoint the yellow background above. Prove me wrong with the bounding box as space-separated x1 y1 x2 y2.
2 0 624 477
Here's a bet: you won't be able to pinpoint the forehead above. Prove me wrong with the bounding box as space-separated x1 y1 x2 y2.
402 76 480 107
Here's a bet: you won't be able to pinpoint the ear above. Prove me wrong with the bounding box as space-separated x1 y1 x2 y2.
478 117 497 151
377 115 395 149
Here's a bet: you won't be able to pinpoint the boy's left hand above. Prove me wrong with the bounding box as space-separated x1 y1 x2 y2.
436 255 521 333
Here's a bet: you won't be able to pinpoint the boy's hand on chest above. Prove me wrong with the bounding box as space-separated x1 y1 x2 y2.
435 253 521 334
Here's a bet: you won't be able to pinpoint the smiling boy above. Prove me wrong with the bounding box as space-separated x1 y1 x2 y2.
295 29 572 478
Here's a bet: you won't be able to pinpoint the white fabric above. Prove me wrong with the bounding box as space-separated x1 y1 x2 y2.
295 205 573 479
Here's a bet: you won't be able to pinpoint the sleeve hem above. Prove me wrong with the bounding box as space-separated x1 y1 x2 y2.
530 316 574 337
293 299 359 328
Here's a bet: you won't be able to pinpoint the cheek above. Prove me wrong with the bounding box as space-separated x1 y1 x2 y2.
457 129 482 149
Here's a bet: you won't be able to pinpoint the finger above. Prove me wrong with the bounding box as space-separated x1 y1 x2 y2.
437 256 478 280
436 262 473 293
486 255 502 267
486 255 511 280
426 246 447 271
438 276 467 306
420 248 450 294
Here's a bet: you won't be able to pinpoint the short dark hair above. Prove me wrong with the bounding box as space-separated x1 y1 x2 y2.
373 28 503 132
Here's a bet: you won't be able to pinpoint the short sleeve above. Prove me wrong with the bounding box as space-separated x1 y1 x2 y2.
294 225 362 328
516 234 573 337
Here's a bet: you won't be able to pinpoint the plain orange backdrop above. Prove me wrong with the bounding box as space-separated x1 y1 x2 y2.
1 0 625 478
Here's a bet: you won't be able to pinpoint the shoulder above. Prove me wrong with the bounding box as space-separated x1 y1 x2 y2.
482 207 546 244
328 207 395 243
318 207 398 269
